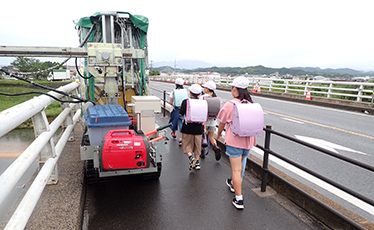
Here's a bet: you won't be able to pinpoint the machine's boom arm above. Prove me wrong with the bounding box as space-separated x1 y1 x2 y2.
0 46 145 59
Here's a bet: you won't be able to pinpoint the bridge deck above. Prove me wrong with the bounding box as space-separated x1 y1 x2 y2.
24 114 327 230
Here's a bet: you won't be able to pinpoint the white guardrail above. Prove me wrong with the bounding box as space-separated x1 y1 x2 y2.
152 75 374 103
0 82 82 230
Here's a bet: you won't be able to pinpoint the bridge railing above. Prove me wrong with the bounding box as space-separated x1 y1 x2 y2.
0 82 82 230
255 125 374 229
152 75 374 103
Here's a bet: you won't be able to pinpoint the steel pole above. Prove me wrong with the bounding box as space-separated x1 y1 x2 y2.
261 125 272 192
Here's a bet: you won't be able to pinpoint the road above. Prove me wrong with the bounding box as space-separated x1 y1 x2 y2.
150 81 374 223
85 113 325 230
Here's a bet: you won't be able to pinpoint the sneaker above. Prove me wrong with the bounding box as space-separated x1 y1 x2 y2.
200 149 205 159
189 156 197 170
226 178 235 193
213 145 221 161
195 160 201 170
171 132 177 139
232 198 244 209
179 139 182 146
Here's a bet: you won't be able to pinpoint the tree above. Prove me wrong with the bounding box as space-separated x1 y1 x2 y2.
11 57 59 79
150 70 160 76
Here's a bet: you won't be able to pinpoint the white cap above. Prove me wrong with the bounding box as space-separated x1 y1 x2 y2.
175 78 184 85
202 81 216 90
189 84 202 94
229 76 249 89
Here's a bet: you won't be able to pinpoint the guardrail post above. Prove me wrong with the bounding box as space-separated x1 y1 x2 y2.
261 125 272 192
357 85 363 102
327 83 333 98
163 90 166 117
31 110 58 184
61 96 75 141
304 81 309 96
285 81 289 93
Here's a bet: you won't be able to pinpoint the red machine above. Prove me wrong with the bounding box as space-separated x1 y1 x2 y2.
102 130 150 170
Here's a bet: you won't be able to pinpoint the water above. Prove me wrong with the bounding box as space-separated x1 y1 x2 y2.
0 129 38 224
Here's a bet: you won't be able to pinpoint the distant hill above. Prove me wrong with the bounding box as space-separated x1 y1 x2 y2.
291 67 365 75
152 60 374 77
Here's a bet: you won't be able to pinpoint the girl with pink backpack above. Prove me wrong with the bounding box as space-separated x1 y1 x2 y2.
179 84 207 171
216 76 261 210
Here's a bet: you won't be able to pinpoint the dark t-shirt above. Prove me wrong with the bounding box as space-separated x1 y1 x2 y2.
179 99 204 135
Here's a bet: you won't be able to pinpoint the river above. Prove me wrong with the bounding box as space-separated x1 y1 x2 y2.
0 129 38 224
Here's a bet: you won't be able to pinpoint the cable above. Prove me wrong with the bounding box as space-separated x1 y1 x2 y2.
0 21 100 105
16 21 98 76
0 69 96 105
75 57 93 79
0 91 85 104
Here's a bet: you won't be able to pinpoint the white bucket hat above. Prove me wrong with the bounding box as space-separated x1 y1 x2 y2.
189 84 202 94
229 76 249 89
202 81 216 90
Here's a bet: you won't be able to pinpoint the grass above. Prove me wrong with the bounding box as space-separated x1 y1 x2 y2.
0 79 68 128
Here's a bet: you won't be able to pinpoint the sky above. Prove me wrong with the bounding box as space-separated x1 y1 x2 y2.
1 0 374 71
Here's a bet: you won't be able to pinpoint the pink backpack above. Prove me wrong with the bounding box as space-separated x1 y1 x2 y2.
185 98 208 123
230 99 264 136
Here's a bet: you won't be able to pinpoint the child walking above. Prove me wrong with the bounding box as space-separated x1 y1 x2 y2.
179 84 205 170
216 76 257 209
169 78 188 146
200 80 222 161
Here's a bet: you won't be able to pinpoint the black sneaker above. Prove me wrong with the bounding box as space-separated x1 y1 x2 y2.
226 178 235 193
195 160 201 170
232 198 244 209
189 156 197 170
179 139 182 146
213 145 221 161
200 150 205 159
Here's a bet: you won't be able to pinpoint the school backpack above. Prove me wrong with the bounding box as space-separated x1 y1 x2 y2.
185 98 208 123
230 99 264 136
204 96 221 119
173 89 189 107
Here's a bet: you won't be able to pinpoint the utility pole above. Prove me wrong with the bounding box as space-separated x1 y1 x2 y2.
173 59 177 77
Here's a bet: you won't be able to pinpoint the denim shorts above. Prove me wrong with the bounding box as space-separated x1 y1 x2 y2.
226 145 250 158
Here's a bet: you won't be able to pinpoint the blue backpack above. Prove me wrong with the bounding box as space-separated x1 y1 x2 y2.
173 89 189 107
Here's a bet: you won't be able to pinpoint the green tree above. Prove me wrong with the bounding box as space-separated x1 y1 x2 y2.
150 70 160 76
11 57 60 80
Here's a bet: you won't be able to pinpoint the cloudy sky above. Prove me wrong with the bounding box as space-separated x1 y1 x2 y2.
1 0 373 71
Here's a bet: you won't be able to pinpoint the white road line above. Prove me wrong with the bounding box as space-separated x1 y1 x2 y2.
250 147 374 217
295 135 368 155
282 117 304 124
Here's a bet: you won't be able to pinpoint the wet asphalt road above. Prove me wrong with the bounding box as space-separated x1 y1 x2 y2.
86 114 321 230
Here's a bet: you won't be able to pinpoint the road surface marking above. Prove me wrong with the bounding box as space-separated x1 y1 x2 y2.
265 110 374 140
282 118 304 124
295 135 368 155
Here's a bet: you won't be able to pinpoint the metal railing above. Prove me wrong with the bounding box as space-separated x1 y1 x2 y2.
152 75 374 103
257 125 374 229
0 82 82 229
